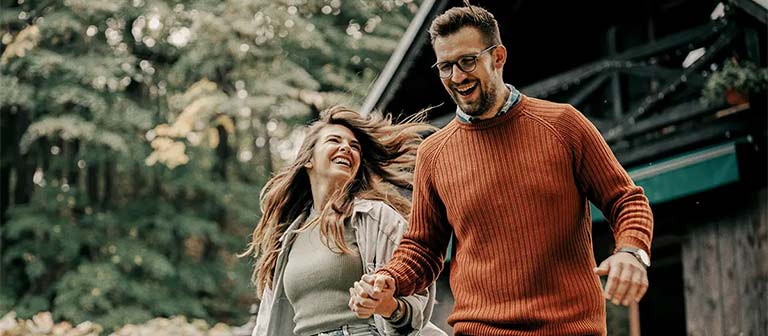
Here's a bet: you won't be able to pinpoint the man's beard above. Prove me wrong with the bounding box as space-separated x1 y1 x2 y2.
455 80 498 117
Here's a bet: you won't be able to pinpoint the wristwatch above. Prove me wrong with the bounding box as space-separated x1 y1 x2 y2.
385 298 406 322
617 247 651 268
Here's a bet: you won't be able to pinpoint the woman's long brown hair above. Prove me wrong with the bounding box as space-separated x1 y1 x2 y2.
241 106 435 296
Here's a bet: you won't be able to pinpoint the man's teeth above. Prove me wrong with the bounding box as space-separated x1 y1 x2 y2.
456 83 476 95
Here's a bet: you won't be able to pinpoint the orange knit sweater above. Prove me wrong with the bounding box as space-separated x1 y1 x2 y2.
378 95 653 336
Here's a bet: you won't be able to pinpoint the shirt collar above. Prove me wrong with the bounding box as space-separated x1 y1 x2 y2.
456 84 520 124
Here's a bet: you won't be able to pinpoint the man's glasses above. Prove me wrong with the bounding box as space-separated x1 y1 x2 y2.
431 45 498 79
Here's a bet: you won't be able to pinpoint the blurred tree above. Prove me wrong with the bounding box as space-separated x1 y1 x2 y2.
0 0 420 331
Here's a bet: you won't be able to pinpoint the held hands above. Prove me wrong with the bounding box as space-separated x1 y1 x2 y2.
348 274 397 318
593 252 649 306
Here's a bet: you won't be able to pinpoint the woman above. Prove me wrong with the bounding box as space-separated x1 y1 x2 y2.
243 106 446 336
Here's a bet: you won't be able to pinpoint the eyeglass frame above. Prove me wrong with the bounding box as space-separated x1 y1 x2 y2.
431 44 499 79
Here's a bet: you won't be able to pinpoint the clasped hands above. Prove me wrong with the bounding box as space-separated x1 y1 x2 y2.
348 274 398 318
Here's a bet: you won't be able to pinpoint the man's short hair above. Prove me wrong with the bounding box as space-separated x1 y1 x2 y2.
428 5 501 47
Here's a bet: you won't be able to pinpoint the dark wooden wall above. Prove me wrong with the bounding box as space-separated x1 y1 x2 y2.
682 188 767 335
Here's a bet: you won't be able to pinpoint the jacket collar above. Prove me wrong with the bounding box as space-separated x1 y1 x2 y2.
277 211 308 245
352 198 376 214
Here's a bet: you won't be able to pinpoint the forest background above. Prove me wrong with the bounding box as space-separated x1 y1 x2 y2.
0 0 422 333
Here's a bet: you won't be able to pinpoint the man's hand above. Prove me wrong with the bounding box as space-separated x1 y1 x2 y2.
348 274 397 318
594 252 649 306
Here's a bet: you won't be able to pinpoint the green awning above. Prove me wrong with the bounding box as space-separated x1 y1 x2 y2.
591 141 741 222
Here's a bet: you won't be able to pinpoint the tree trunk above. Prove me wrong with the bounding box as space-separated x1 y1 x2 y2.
102 159 114 208
1 165 10 223
1 107 14 223
0 108 13 286
257 113 273 179
87 164 99 207
66 140 80 188
13 110 32 205
215 124 230 180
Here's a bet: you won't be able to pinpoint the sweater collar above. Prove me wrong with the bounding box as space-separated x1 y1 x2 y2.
456 84 520 123
455 93 528 130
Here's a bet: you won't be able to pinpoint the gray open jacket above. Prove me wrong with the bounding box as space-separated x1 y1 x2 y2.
252 199 446 336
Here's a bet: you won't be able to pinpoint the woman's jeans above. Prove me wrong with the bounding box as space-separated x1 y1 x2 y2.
312 323 381 336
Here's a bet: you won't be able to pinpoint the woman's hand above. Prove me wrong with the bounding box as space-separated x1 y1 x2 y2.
348 274 398 318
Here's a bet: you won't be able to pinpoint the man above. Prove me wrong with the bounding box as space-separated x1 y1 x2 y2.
349 5 653 336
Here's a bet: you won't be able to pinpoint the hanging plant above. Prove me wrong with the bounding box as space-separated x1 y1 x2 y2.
702 58 768 106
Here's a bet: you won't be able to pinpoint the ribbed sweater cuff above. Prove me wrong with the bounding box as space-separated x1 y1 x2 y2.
615 236 651 257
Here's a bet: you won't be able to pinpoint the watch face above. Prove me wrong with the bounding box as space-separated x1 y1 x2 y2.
620 247 650 267
638 250 651 267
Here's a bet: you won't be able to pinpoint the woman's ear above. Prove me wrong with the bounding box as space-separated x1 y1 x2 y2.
304 161 313 169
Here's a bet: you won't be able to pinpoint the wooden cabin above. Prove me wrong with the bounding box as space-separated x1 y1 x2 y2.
362 0 767 334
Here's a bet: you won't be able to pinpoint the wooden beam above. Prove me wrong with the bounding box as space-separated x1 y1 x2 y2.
613 117 752 165
605 24 739 140
618 64 684 80
616 20 725 61
568 73 610 107
361 0 445 115
521 60 616 98
604 100 724 142
522 20 726 102
607 27 623 119
730 0 768 25
521 19 727 106
744 27 763 63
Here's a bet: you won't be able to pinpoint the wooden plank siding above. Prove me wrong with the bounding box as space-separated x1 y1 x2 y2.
682 189 768 336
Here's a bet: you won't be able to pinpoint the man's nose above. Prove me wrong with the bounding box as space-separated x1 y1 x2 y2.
451 64 468 83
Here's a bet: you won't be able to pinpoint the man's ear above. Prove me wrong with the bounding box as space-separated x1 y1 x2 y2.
493 45 507 70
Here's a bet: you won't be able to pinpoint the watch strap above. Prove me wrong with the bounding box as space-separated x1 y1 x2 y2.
384 298 405 322
384 298 411 328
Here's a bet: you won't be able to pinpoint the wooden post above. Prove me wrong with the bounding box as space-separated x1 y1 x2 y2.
606 27 623 120
681 189 768 335
629 302 641 336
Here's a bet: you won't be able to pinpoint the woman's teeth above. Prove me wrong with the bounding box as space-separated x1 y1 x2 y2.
333 158 351 167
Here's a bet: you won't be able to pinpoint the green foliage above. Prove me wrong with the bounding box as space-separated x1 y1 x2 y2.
19 115 128 153
53 263 123 323
1 0 421 332
0 74 35 109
